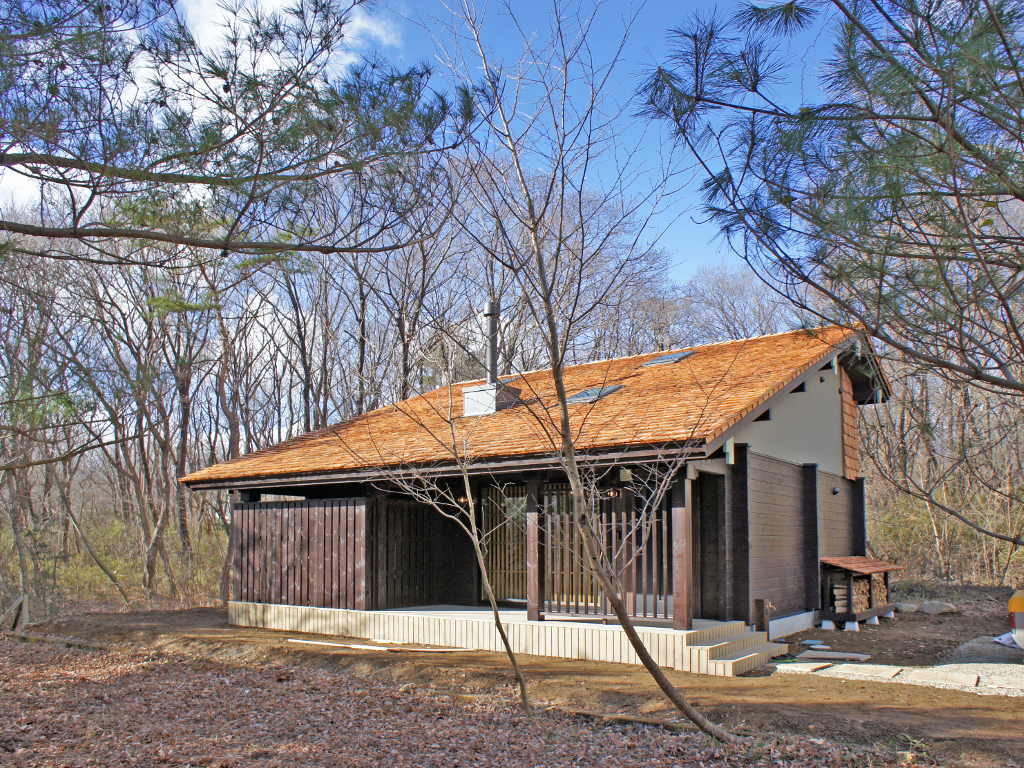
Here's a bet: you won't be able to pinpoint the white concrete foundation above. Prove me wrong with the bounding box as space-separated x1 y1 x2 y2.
228 601 784 676
844 621 860 631
766 610 817 639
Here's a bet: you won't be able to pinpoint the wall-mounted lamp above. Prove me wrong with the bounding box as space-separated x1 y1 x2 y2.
457 496 469 504
603 489 622 499
831 487 840 496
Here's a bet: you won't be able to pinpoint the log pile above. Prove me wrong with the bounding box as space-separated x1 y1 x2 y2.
833 579 870 613
872 573 888 604
832 574 888 613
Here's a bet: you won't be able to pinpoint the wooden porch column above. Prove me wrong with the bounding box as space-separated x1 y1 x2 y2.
671 477 691 630
801 464 821 611
526 479 545 621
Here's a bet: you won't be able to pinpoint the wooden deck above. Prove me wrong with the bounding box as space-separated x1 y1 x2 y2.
228 601 785 676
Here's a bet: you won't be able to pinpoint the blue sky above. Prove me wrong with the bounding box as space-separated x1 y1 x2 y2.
0 0 832 285
337 0 833 284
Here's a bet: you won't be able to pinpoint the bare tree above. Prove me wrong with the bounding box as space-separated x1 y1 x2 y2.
430 0 742 742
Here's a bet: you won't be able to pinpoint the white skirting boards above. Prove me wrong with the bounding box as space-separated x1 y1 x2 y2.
227 601 758 675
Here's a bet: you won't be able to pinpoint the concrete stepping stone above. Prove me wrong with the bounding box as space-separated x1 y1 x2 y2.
797 650 870 662
904 668 979 686
985 675 1024 691
830 663 903 678
775 662 832 674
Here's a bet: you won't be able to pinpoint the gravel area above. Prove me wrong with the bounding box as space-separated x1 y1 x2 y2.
945 635 1024 664
0 638 906 768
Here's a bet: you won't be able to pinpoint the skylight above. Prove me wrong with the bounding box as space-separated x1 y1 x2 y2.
643 350 695 367
565 384 623 404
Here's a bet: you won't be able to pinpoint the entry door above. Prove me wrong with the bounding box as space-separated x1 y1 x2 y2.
692 472 726 620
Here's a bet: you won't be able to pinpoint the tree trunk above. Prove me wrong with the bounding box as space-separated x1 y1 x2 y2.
175 380 194 561
459 476 533 716
66 505 132 606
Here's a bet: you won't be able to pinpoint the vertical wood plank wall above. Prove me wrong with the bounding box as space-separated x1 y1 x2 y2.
742 450 863 619
366 497 477 610
233 498 365 609
728 446 750 623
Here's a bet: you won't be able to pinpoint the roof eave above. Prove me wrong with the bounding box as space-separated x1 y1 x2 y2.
180 441 711 492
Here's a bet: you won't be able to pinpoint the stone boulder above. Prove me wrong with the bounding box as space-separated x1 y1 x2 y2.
918 600 957 615
896 603 920 613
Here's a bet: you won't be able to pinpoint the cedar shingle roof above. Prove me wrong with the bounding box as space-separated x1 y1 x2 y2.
181 326 860 489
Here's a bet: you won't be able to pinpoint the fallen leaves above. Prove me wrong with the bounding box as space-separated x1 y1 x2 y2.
0 638 912 767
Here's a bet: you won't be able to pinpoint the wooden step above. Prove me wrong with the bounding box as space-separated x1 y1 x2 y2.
686 631 772 674
676 620 747 646
707 642 786 677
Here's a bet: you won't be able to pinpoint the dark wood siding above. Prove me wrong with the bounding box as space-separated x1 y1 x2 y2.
366 497 477 610
746 453 807 617
233 498 366 609
818 471 860 558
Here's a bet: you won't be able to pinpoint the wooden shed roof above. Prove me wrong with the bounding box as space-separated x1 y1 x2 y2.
820 556 905 575
181 326 879 490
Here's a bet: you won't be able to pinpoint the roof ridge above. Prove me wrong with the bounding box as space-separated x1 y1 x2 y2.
455 324 838 386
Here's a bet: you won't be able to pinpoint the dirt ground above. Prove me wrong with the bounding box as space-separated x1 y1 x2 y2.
16 582 1024 768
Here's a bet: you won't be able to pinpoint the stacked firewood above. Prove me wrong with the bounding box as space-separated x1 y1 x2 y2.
872 573 888 604
833 578 871 613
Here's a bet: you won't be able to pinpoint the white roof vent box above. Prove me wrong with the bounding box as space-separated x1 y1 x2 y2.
463 382 521 417
462 300 521 417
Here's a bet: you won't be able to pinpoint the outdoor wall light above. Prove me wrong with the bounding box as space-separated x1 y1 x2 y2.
603 489 622 498
457 496 469 504
832 487 840 495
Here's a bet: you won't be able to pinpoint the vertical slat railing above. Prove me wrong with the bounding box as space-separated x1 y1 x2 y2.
542 484 672 622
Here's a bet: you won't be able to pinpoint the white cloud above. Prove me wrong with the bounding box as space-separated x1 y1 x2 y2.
173 0 403 68
0 170 43 211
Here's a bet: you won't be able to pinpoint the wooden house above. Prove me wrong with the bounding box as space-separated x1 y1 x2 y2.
181 326 889 676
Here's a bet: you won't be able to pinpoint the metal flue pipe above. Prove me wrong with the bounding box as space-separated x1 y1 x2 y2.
484 300 499 385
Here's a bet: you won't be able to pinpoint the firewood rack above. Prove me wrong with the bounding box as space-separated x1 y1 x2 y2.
819 556 903 630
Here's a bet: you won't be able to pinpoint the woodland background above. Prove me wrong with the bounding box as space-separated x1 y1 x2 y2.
3 252 1020 617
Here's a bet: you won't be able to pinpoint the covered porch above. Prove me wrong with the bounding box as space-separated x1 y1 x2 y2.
229 465 742 634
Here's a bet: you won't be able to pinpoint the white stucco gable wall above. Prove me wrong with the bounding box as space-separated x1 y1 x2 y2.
733 362 846 476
